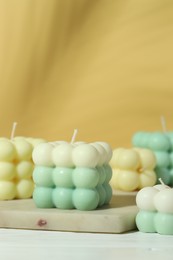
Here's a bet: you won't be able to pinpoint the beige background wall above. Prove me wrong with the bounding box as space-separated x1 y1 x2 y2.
0 0 173 148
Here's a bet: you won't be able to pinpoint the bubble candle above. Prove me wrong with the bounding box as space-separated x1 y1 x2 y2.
32 130 113 211
109 147 157 192
0 122 45 200
132 117 173 185
136 179 173 235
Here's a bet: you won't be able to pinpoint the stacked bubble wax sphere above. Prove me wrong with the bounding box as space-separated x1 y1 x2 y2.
0 136 45 200
136 183 173 235
109 147 157 192
132 132 173 185
32 141 113 211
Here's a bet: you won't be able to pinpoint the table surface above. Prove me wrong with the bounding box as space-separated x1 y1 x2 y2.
0 228 173 260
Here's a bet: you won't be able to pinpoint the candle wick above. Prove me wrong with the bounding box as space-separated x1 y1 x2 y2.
71 129 78 144
159 178 165 186
10 122 17 140
160 115 167 133
158 178 171 189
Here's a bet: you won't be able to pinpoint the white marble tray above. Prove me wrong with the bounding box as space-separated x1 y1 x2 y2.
0 192 138 233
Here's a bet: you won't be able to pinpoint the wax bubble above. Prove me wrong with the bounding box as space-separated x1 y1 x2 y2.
32 143 54 166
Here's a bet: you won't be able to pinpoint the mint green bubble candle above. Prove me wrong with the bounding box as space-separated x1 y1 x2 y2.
32 133 113 211
132 131 173 185
136 182 173 235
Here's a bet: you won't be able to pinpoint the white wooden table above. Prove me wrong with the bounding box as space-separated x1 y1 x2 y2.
0 228 173 260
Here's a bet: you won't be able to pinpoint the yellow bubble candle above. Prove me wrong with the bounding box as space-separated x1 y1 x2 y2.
109 147 157 192
0 122 45 200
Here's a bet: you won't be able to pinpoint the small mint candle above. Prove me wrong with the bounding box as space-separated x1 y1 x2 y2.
136 181 173 235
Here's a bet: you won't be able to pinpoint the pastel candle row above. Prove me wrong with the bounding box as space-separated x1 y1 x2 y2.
32 141 113 210
136 183 173 235
109 147 157 191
